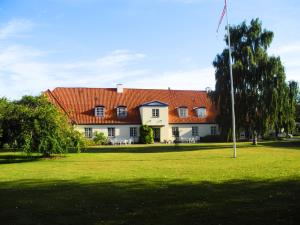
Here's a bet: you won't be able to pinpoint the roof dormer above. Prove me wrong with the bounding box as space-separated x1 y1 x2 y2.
195 107 206 118
177 106 188 118
95 105 105 117
116 105 127 118
140 101 168 107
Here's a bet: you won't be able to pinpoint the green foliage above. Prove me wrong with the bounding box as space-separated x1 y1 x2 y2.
0 98 9 146
296 105 300 123
139 125 154 144
93 132 108 145
70 130 86 153
212 18 298 140
0 95 85 156
83 138 97 147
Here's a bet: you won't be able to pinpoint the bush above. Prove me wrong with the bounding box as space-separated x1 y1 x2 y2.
93 132 108 145
139 125 154 144
69 130 86 153
200 135 224 142
0 95 87 156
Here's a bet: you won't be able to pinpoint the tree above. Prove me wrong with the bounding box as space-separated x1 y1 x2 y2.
0 95 85 156
212 18 297 140
139 125 154 144
0 98 10 147
281 81 298 135
296 88 300 123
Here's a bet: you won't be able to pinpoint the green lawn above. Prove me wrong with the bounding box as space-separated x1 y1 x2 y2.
1 141 300 225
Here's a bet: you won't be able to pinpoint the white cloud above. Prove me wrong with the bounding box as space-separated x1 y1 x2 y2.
0 46 149 99
126 68 215 91
0 18 34 39
270 42 300 55
0 44 215 99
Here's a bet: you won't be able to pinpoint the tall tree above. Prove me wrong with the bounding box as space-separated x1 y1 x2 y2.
212 18 296 139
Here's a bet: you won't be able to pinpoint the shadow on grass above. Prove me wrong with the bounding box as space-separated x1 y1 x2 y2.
79 143 252 153
0 178 299 225
259 140 300 149
0 154 42 164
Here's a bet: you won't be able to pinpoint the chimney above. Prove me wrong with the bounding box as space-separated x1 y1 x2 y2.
205 87 211 93
116 84 123 93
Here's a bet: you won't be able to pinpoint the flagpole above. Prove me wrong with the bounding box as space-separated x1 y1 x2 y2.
225 0 237 158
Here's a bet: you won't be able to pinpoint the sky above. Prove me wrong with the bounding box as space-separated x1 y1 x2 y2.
0 0 299 99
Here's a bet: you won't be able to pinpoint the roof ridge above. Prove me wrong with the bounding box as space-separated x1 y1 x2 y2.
52 87 208 92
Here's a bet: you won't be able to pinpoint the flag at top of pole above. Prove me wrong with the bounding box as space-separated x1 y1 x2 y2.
217 0 237 158
217 0 227 33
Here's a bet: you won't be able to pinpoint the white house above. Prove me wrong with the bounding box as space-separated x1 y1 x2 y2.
45 85 219 143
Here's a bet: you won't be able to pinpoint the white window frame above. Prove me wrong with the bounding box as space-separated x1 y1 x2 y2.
108 127 115 137
130 127 137 137
192 126 199 136
178 108 188 118
95 106 105 117
117 106 127 118
84 127 93 138
152 109 159 118
197 108 206 118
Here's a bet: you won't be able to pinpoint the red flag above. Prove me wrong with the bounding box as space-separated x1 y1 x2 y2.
217 0 227 33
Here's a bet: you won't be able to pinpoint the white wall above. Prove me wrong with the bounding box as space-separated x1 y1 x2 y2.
139 106 169 126
75 123 218 143
168 124 219 141
75 124 140 143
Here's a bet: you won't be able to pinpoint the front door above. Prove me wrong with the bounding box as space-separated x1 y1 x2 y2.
153 128 161 142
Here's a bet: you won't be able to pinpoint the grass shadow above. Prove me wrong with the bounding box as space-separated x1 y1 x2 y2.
258 140 300 149
0 178 299 225
0 154 43 164
79 143 252 153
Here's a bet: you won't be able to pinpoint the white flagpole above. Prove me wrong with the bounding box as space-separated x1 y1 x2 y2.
225 0 237 158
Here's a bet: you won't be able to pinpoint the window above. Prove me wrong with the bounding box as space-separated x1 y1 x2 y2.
130 127 137 137
84 128 93 138
192 126 199 136
108 127 115 137
117 106 127 118
172 127 179 137
95 106 104 117
152 109 159 118
196 108 206 118
178 107 188 118
211 126 217 136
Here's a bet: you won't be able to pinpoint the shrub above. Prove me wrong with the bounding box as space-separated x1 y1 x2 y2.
0 95 87 157
69 130 86 153
93 132 108 145
139 125 154 144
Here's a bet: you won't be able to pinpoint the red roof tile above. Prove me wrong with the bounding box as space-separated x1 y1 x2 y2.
45 87 217 125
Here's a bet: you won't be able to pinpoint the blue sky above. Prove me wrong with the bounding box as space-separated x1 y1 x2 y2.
0 0 299 99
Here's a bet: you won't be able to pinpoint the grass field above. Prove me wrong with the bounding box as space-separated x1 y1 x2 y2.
1 141 300 225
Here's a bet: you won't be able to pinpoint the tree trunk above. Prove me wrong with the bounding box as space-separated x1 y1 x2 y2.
252 131 257 145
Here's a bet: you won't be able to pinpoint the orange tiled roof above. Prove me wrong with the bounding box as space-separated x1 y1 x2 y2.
45 87 217 124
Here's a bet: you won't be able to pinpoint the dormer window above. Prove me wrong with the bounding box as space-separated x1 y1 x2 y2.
117 106 127 118
95 106 104 117
178 107 188 118
196 107 206 118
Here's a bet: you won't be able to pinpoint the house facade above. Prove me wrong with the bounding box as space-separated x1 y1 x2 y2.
45 85 219 143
